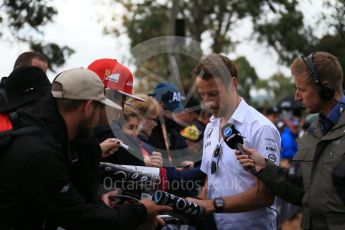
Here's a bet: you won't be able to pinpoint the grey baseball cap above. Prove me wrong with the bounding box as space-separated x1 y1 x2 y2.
52 67 122 110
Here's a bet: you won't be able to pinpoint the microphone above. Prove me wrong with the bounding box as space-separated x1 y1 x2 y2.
221 124 257 175
152 190 205 223
221 123 246 155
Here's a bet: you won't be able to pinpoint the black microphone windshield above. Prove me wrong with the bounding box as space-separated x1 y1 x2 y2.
221 124 258 175
221 123 243 149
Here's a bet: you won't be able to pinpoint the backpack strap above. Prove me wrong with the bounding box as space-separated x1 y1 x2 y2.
8 111 20 129
0 126 42 138
0 110 41 138
0 110 44 157
7 126 42 137
0 77 7 106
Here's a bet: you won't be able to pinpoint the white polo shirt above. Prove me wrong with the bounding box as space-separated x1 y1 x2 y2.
200 98 281 230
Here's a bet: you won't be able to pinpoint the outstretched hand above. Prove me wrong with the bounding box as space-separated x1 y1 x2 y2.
149 151 163 168
235 145 267 172
138 199 172 230
100 190 119 208
140 199 172 218
100 138 122 158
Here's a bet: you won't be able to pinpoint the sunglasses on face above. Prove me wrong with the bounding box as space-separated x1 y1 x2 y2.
211 144 221 174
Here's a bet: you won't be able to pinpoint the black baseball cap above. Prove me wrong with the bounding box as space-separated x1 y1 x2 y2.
0 66 51 112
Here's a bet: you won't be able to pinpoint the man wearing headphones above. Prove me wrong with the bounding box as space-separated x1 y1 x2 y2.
236 51 345 230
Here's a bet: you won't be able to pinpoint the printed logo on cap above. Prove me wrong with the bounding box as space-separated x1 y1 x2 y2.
104 69 112 77
106 74 120 83
172 92 181 102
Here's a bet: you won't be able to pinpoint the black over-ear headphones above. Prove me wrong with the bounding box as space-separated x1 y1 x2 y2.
302 53 335 100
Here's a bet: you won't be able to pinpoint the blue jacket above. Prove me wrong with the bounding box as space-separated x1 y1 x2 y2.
281 127 298 159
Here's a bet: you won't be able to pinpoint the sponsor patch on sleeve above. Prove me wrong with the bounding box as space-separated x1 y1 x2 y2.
264 138 278 154
204 142 211 148
268 154 277 163
207 128 213 139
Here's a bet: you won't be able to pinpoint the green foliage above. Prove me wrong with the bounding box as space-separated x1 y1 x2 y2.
314 0 345 88
30 42 75 72
234 56 259 103
0 0 74 71
254 0 345 88
255 72 295 106
254 9 312 64
111 0 345 99
113 0 170 48
112 0 298 101
4 0 57 33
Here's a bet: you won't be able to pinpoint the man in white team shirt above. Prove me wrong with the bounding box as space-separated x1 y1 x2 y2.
190 54 281 230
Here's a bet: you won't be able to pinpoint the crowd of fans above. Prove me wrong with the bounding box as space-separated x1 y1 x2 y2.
0 51 344 230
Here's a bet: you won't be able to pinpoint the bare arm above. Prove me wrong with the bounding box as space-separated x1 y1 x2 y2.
191 176 273 214
221 179 273 212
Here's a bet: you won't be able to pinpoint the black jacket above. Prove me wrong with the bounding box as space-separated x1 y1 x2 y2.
256 160 304 205
0 77 7 106
71 136 102 204
0 94 147 230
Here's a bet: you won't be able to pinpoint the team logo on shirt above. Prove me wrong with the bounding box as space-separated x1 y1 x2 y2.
268 154 277 162
264 137 276 143
264 138 278 153
204 142 211 148
266 146 277 152
207 128 213 139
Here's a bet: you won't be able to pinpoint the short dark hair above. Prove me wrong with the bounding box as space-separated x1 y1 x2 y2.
192 54 238 84
55 98 85 113
55 98 104 113
13 51 48 69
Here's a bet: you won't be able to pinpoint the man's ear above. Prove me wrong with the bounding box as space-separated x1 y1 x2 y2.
81 100 94 116
226 77 237 91
231 77 238 89
321 81 331 88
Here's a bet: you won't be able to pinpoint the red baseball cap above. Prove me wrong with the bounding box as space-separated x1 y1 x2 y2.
87 58 144 101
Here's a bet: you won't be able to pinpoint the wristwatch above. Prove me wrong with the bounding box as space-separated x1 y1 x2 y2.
213 197 224 213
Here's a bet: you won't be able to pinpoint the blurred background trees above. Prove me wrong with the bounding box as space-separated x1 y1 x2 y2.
0 0 74 71
103 0 344 106
1 0 343 105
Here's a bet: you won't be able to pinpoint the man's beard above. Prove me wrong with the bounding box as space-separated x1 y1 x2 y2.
76 112 95 139
75 120 93 139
